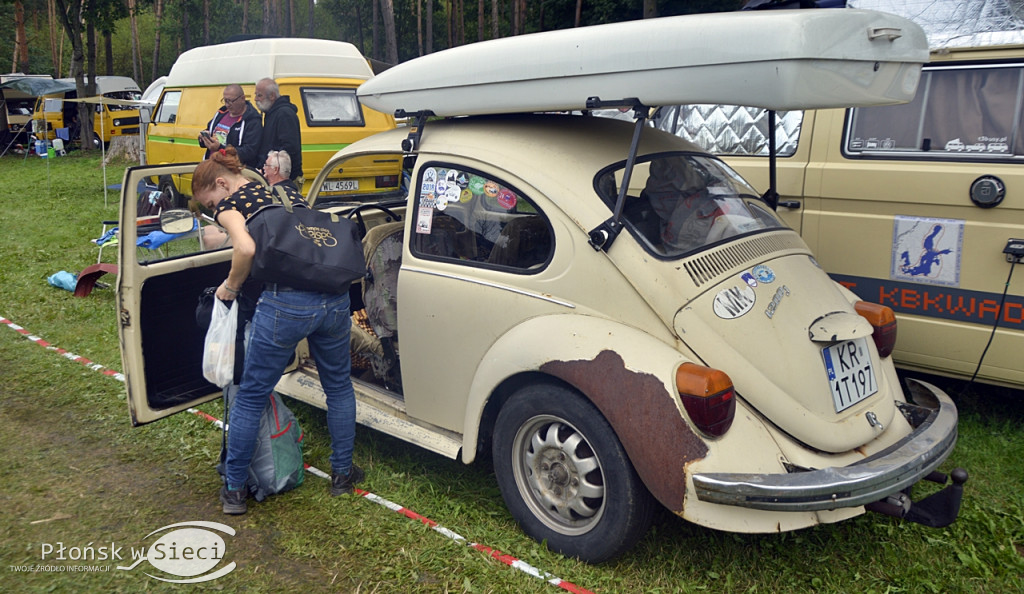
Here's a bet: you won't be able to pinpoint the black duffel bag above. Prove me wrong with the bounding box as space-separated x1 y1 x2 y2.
247 186 367 294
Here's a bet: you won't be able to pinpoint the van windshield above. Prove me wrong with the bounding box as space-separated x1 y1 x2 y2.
596 153 784 258
105 90 143 111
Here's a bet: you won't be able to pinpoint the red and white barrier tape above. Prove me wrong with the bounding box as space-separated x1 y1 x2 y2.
1 314 594 594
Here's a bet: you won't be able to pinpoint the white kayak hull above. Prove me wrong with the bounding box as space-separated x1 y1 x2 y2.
358 9 928 117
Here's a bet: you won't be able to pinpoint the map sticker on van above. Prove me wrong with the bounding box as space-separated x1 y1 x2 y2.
890 216 964 287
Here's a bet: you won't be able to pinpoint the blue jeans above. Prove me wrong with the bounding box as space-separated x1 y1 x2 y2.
224 287 356 489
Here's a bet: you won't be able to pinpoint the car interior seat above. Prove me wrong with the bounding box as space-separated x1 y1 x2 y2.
486 215 551 268
361 220 404 391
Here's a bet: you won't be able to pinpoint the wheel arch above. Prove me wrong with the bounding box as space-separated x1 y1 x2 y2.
461 314 710 512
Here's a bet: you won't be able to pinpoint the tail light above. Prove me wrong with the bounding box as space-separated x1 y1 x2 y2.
855 301 897 358
676 363 735 438
376 174 400 188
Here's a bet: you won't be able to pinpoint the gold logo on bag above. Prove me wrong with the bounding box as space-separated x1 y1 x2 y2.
295 223 337 247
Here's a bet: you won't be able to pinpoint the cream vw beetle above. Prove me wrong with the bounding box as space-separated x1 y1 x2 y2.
118 10 966 563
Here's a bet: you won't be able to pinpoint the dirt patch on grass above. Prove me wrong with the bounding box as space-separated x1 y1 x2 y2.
0 384 340 592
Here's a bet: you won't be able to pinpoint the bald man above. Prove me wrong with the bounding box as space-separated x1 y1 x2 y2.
199 83 264 170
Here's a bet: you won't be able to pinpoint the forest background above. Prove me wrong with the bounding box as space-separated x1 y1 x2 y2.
1 0 746 92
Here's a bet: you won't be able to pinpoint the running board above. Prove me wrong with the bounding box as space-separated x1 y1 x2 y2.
274 369 464 460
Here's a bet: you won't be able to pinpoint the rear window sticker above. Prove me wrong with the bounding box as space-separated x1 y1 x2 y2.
469 175 486 194
891 216 964 287
713 285 756 319
497 189 517 210
484 181 500 198
752 264 775 284
421 180 435 194
460 188 474 203
423 168 437 183
445 186 460 202
436 179 448 195
436 197 448 211
420 193 436 209
416 206 434 234
456 172 469 189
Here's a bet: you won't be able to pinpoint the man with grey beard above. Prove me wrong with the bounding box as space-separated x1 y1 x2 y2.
254 77 302 183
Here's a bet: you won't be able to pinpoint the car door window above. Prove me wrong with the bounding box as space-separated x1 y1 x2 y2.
154 90 181 124
409 165 553 272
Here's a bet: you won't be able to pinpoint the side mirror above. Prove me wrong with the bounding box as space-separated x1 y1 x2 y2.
159 209 196 234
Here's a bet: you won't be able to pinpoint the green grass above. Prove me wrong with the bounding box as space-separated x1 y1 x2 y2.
0 151 1022 592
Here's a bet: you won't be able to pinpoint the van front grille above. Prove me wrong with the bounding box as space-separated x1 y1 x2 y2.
682 232 808 287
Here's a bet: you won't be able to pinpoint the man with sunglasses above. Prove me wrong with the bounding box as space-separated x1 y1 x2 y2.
199 84 264 169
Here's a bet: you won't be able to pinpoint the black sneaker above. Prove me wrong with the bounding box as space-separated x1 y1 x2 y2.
220 486 248 515
330 464 365 496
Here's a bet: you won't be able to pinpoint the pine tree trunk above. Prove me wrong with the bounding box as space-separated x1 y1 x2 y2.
204 0 210 44
380 0 397 64
417 0 422 56
263 0 271 35
426 0 433 54
152 0 164 82
14 0 29 72
491 0 497 40
48 0 60 76
128 0 142 82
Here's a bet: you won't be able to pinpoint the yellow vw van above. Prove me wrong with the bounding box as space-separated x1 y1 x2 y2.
660 43 1024 390
32 76 142 148
147 38 400 200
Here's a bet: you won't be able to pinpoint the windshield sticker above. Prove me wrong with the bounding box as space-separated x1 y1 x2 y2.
752 264 775 284
713 285 756 319
765 285 791 319
891 216 964 287
416 206 434 234
741 272 757 288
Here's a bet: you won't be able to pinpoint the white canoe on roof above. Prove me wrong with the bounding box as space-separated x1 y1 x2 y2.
357 9 928 117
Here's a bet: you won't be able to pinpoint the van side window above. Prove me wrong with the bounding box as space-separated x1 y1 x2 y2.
154 90 181 124
301 88 365 127
846 65 1022 157
409 165 553 272
654 105 803 157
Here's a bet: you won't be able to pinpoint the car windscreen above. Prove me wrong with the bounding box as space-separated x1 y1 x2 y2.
595 153 784 259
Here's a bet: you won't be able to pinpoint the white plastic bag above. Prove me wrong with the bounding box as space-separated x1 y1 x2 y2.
202 298 237 388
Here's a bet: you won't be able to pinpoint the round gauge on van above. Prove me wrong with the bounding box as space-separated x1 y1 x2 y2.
969 175 1005 208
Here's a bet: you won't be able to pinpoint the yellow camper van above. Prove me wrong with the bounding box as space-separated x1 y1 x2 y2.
660 44 1024 390
32 76 142 148
147 38 400 199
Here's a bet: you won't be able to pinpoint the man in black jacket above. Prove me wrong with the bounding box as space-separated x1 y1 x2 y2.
199 84 263 170
255 78 302 183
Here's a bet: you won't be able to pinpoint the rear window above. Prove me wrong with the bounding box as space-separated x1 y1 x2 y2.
845 63 1024 159
301 87 365 127
596 153 784 259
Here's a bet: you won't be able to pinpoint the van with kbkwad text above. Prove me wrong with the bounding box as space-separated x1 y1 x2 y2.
146 37 401 202
659 42 1024 390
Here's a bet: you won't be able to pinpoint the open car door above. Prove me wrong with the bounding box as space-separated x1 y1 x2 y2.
117 163 251 425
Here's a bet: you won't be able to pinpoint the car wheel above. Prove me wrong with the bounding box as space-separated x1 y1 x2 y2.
159 176 185 208
92 132 106 150
492 384 654 563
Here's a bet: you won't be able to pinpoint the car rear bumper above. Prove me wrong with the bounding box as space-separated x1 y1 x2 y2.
691 378 958 512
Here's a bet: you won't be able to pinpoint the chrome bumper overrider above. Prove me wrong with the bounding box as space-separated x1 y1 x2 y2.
692 379 958 512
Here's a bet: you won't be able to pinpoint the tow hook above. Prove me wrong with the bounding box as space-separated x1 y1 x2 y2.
865 468 969 528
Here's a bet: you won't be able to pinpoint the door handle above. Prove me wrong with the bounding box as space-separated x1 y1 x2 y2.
778 200 801 209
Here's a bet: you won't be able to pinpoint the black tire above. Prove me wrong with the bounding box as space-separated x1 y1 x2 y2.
492 384 655 563
92 132 106 150
159 176 186 208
